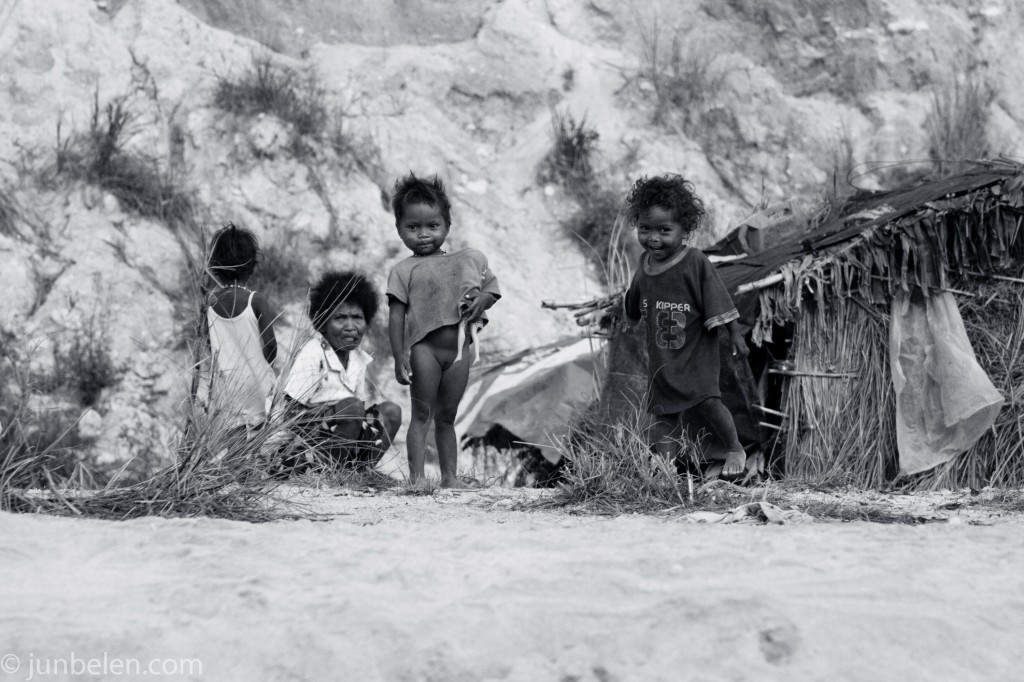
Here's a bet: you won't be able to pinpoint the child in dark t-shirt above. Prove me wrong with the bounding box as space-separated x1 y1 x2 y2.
623 174 749 479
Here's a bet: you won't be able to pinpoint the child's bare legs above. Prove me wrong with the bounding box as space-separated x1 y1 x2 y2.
689 397 745 478
649 413 682 461
408 332 472 487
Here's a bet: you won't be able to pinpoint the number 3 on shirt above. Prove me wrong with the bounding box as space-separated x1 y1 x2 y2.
655 310 686 350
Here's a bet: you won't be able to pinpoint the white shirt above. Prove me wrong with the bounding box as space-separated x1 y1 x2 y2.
283 334 372 406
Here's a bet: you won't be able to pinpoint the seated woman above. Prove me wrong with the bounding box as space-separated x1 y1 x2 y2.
281 270 402 472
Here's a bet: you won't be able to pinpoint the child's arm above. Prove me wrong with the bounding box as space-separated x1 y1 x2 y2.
387 299 412 385
250 290 279 367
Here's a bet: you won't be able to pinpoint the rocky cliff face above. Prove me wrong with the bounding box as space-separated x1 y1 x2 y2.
1 0 1021 469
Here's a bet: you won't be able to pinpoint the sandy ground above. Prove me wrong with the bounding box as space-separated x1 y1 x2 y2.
2 486 1024 682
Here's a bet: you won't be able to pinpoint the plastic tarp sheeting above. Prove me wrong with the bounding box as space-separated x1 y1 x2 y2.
454 338 602 463
890 291 1005 475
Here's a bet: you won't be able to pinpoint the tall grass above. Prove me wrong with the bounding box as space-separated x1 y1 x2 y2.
0 331 97 499
0 232 302 520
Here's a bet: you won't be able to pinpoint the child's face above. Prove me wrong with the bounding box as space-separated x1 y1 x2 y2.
397 201 449 257
636 205 687 262
323 302 367 353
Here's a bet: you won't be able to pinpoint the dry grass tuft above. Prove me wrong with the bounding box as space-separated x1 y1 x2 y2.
539 108 627 284
54 91 197 227
540 408 696 513
214 52 328 145
539 108 600 192
636 23 730 134
926 73 993 177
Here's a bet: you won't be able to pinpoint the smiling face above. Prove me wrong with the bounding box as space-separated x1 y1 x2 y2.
636 205 687 261
322 302 367 354
396 201 449 257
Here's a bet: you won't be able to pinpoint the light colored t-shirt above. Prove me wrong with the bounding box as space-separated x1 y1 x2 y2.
386 248 501 347
283 333 372 406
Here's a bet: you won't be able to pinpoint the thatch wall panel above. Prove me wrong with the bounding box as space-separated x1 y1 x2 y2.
782 300 897 487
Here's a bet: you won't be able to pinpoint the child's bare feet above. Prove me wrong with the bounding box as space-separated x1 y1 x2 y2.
440 476 473 489
722 450 746 480
406 478 433 493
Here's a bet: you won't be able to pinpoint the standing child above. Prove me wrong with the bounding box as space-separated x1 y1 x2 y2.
205 223 278 432
623 174 749 479
386 173 500 487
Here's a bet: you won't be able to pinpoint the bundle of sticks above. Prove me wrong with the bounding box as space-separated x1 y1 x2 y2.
541 290 625 337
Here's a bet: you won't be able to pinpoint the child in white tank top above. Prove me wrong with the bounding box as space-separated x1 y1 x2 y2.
205 223 279 430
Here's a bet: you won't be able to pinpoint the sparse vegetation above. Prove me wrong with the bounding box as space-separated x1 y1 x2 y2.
538 108 600 191
214 53 328 142
214 51 386 175
824 121 857 203
54 91 197 226
637 24 730 134
0 333 96 494
563 185 627 279
327 111 385 180
251 240 312 308
541 109 626 282
49 319 123 408
926 73 993 177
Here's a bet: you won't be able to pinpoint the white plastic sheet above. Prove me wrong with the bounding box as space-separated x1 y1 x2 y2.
889 291 1004 475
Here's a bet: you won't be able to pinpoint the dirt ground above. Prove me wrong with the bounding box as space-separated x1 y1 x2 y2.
2 485 1024 681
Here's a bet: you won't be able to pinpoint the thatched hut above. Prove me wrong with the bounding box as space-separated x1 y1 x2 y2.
599 161 1024 489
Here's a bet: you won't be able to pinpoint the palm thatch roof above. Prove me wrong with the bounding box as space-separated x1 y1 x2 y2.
717 160 1024 343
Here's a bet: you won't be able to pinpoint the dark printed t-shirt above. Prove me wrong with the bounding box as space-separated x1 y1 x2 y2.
624 247 739 415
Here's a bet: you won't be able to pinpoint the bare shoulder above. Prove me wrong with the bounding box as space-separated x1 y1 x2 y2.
250 289 277 320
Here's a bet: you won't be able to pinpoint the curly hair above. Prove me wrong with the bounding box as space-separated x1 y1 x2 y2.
624 174 706 236
391 172 452 226
209 222 260 282
308 270 380 331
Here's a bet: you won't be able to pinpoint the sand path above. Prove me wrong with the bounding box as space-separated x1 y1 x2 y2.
2 487 1023 681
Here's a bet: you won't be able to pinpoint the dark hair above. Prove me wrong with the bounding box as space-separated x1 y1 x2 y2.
209 222 260 282
624 174 706 236
308 270 379 331
391 172 452 226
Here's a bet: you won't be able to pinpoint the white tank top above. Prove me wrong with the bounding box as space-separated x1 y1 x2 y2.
206 290 275 427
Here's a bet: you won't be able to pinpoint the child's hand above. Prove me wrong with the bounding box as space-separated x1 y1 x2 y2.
395 357 412 385
729 331 749 359
462 292 495 323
